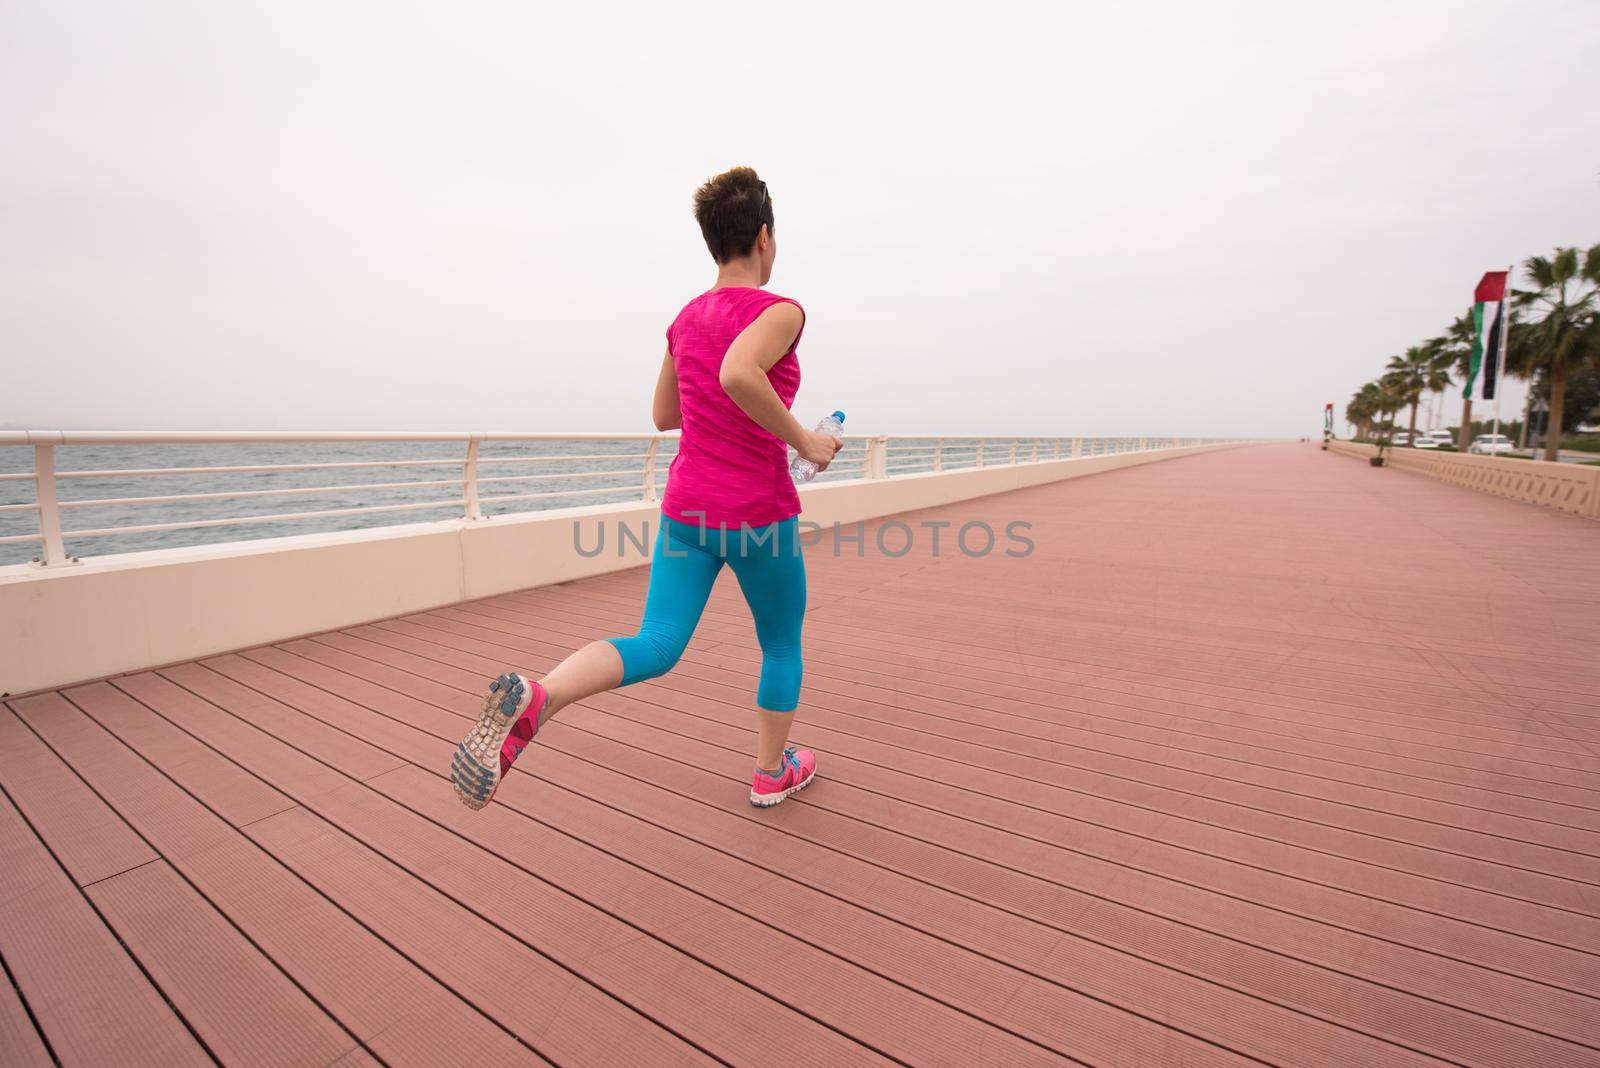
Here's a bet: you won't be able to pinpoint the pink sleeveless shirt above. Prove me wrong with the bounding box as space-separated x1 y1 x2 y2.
660 287 804 529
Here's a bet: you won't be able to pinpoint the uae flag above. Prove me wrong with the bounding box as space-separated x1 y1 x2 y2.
1462 271 1508 401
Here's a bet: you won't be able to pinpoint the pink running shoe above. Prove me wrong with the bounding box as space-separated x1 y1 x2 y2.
452 672 548 811
749 746 817 808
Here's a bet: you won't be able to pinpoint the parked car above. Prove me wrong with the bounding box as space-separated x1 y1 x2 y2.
1388 431 1411 446
1469 434 1515 455
1414 430 1454 449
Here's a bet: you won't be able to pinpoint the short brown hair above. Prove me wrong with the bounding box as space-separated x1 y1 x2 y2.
692 166 774 264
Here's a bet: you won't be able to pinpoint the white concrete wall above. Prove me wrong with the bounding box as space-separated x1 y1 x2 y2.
0 441 1256 697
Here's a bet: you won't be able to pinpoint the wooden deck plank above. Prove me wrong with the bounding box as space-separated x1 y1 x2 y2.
4 443 1599 1066
106 667 762 1067
2 694 363 1066
0 705 157 886
563 679 1600 992
369 607 1600 968
794 603 1600 758
457 564 1600 804
315 617 1600 1010
161 655 1084 1066
439 594 1600 859
817 565 1600 679
202 649 1256 1067
508 536 1600 721
14 686 544 1068
244 805 717 1068
198 650 907 1066
0 718 209 1067
86 860 361 1067
422 597 1600 863
483 584 1600 828
0 953 53 1068
499 576 1600 742
274 623 1598 1065
687 502 1600 709
45 680 298 828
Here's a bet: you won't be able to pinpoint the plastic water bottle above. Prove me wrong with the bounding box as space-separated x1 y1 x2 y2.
790 410 846 482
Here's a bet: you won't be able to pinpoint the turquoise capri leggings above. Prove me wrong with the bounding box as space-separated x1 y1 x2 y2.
607 514 807 712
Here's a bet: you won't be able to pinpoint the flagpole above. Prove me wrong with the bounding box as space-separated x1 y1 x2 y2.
1491 264 1512 446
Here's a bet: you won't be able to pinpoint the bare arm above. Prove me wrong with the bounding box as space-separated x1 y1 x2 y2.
652 347 681 431
718 303 841 469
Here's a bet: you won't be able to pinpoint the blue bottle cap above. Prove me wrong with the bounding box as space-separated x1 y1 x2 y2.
831 410 846 424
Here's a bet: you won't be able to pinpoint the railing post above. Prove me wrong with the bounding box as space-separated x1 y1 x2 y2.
1009 438 1018 465
1052 440 1061 461
32 444 71 566
463 438 483 520
1139 437 1149 451
864 436 889 479
976 441 985 468
1071 438 1082 458
933 437 944 472
642 438 662 499
1030 441 1038 462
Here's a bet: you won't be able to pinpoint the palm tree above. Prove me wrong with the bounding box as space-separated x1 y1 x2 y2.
1427 311 1476 449
1345 395 1367 439
1421 347 1453 435
1510 245 1600 461
1385 346 1435 444
1373 372 1408 456
1346 381 1382 440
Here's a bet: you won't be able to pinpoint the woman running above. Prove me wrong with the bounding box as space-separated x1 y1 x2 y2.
452 166 841 811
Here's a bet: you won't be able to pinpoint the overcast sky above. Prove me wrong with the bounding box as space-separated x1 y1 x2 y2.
3 1 1596 438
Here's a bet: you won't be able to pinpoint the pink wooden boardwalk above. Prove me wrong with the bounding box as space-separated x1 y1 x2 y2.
3 442 1598 1067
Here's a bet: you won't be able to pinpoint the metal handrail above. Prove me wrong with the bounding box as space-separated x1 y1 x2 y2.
27 497 473 542
0 431 1235 565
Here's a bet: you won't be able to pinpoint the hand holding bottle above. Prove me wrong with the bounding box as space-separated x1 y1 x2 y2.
791 411 846 481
